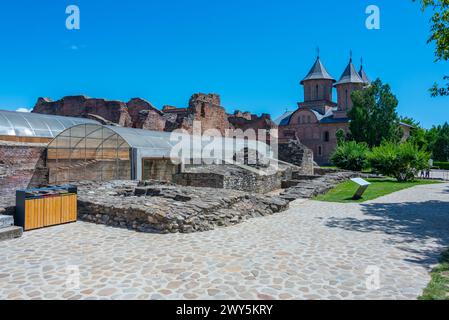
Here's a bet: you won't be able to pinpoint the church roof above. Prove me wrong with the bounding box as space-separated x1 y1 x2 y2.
358 65 371 85
274 110 294 126
335 59 364 86
300 57 336 84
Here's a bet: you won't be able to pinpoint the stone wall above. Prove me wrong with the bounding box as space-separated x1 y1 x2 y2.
173 164 291 194
0 143 48 209
76 181 289 233
278 139 314 175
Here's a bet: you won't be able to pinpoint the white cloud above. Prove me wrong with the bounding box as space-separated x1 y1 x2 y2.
70 45 79 50
16 108 31 113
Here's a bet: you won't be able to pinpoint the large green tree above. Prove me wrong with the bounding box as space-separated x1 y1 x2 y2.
417 0 449 96
430 122 449 160
348 79 401 147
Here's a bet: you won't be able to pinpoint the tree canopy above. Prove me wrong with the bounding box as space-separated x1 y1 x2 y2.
417 0 449 96
348 79 401 147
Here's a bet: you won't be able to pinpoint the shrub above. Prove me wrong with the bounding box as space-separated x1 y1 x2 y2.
434 161 449 170
368 141 431 182
330 141 369 171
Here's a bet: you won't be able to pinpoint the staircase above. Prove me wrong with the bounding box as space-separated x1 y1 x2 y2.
280 170 359 201
0 214 23 242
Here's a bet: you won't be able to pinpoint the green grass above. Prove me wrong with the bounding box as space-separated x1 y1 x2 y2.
314 178 441 203
419 249 449 300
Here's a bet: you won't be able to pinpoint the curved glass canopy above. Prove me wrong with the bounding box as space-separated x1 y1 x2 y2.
47 124 274 183
0 110 99 138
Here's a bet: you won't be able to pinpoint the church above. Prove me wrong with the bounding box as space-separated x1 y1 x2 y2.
276 54 372 165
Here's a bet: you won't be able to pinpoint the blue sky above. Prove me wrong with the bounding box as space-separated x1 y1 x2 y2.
0 0 447 128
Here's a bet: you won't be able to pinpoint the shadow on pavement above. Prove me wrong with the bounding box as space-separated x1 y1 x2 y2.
325 200 449 267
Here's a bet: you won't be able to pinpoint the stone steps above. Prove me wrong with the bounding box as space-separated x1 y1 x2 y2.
0 226 23 242
0 215 14 229
0 214 23 242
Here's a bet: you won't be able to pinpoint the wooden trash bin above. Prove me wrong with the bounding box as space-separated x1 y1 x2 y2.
15 186 78 231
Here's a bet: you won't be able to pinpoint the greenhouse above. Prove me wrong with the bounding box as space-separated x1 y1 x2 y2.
0 110 99 143
46 123 274 184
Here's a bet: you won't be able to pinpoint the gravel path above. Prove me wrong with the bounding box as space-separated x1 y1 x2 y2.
1 183 448 300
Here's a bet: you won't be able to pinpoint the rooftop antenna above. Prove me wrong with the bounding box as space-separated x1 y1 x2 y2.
360 56 364 69
316 46 320 59
350 49 353 62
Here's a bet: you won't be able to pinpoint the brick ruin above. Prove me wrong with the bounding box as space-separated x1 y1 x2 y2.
33 93 278 140
0 142 48 212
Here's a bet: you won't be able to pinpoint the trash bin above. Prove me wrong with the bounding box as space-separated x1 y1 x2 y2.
15 185 78 231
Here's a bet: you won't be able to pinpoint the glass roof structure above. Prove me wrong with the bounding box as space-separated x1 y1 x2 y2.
0 110 99 138
47 124 275 182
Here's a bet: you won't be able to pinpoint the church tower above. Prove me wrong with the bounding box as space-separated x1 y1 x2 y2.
358 59 371 86
299 54 337 114
334 55 365 118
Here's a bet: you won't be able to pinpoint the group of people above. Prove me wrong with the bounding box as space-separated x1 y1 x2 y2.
420 169 432 179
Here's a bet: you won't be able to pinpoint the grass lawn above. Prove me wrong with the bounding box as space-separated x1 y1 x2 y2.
420 249 449 300
314 178 441 203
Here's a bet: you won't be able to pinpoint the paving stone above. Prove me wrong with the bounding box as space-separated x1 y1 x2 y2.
0 183 447 300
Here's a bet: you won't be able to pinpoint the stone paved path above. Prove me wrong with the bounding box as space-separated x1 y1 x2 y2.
1 183 448 300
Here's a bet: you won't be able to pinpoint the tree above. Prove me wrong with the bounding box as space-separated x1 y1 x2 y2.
416 0 449 96
368 141 431 182
431 122 449 160
348 79 401 147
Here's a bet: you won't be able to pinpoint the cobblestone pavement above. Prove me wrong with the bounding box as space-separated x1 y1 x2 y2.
1 183 448 300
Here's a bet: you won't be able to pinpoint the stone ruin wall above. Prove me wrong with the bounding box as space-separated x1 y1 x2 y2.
278 139 314 175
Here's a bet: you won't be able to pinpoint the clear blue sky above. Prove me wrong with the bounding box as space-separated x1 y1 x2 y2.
0 0 447 128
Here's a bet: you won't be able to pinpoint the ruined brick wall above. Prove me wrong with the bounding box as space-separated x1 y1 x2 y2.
127 98 166 131
0 144 48 208
34 96 133 127
188 93 230 135
33 96 166 130
32 94 280 141
228 112 278 142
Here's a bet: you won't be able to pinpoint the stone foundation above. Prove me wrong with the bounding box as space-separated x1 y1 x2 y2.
77 181 289 234
173 164 292 194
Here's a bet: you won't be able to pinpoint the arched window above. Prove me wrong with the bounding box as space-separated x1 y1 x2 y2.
316 85 319 100
318 146 322 156
324 131 330 142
